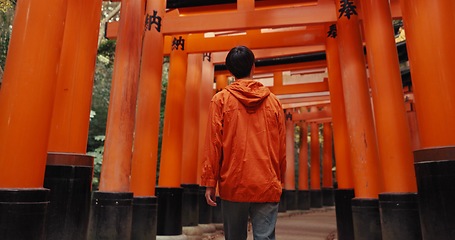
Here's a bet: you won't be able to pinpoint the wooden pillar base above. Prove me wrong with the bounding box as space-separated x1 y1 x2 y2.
334 189 354 240
414 146 455 240
322 187 334 206
352 198 382 240
132 196 157 240
87 191 133 239
211 196 223 224
156 187 183 236
44 152 93 240
181 184 199 227
197 186 212 224
278 190 287 212
310 190 323 208
284 189 298 211
0 188 50 240
44 153 93 240
297 190 311 210
379 193 421 240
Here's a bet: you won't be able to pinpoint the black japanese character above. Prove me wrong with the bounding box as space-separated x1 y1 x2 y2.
327 24 337 38
286 112 293 121
172 36 185 51
203 53 212 62
145 10 162 32
338 0 358 20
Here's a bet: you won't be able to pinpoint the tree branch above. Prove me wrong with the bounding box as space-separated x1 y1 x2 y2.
98 3 121 47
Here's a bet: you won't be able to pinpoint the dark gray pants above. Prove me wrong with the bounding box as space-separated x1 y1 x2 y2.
221 200 279 240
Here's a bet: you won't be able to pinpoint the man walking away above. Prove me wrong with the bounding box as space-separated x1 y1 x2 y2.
202 45 287 240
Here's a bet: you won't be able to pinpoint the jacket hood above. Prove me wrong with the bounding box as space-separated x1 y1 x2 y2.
225 79 270 113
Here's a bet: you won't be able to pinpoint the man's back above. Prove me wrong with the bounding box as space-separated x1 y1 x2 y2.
202 79 286 203
202 45 285 240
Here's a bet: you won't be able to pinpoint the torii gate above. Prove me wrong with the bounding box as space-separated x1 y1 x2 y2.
0 0 454 240
100 0 412 239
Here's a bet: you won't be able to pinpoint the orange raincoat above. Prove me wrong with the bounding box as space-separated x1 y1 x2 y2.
201 79 286 202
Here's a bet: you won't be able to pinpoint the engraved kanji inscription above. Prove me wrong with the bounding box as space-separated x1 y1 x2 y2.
338 0 358 20
327 24 337 38
145 10 162 32
172 36 185 51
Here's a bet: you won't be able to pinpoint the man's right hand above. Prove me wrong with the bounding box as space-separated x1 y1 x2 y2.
205 187 217 206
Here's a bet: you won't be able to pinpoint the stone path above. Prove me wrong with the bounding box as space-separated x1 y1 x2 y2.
204 207 338 240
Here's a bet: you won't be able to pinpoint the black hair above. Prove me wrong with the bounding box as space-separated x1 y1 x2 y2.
225 46 255 79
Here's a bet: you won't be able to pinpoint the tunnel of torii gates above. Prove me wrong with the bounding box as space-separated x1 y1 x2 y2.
0 0 454 239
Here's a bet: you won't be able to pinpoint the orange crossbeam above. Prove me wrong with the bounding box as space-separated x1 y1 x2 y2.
215 60 327 76
162 0 402 35
279 94 330 105
105 0 402 37
168 28 326 54
211 45 325 64
269 74 329 95
256 60 327 74
161 1 336 34
280 94 330 110
168 0 318 16
269 81 328 95
310 117 332 123
292 109 331 122
107 24 327 54
282 100 330 110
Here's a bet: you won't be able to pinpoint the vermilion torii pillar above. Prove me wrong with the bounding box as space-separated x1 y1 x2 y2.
309 112 322 208
198 55 216 225
359 0 420 239
322 121 334 206
198 58 216 185
326 30 355 240
400 0 455 239
45 0 102 239
334 0 384 238
157 35 188 237
48 0 101 154
0 0 67 188
98 0 145 193
0 0 67 238
129 0 166 238
284 109 297 211
215 74 229 93
88 0 146 238
326 29 354 192
130 0 165 198
297 119 310 210
181 53 202 229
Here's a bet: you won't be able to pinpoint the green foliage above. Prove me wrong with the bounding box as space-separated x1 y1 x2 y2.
86 40 115 190
97 39 116 67
0 0 15 13
156 56 169 184
87 140 104 190
0 1 15 81
87 40 115 153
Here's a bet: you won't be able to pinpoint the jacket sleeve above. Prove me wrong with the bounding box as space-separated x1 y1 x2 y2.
201 95 223 188
278 104 287 185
